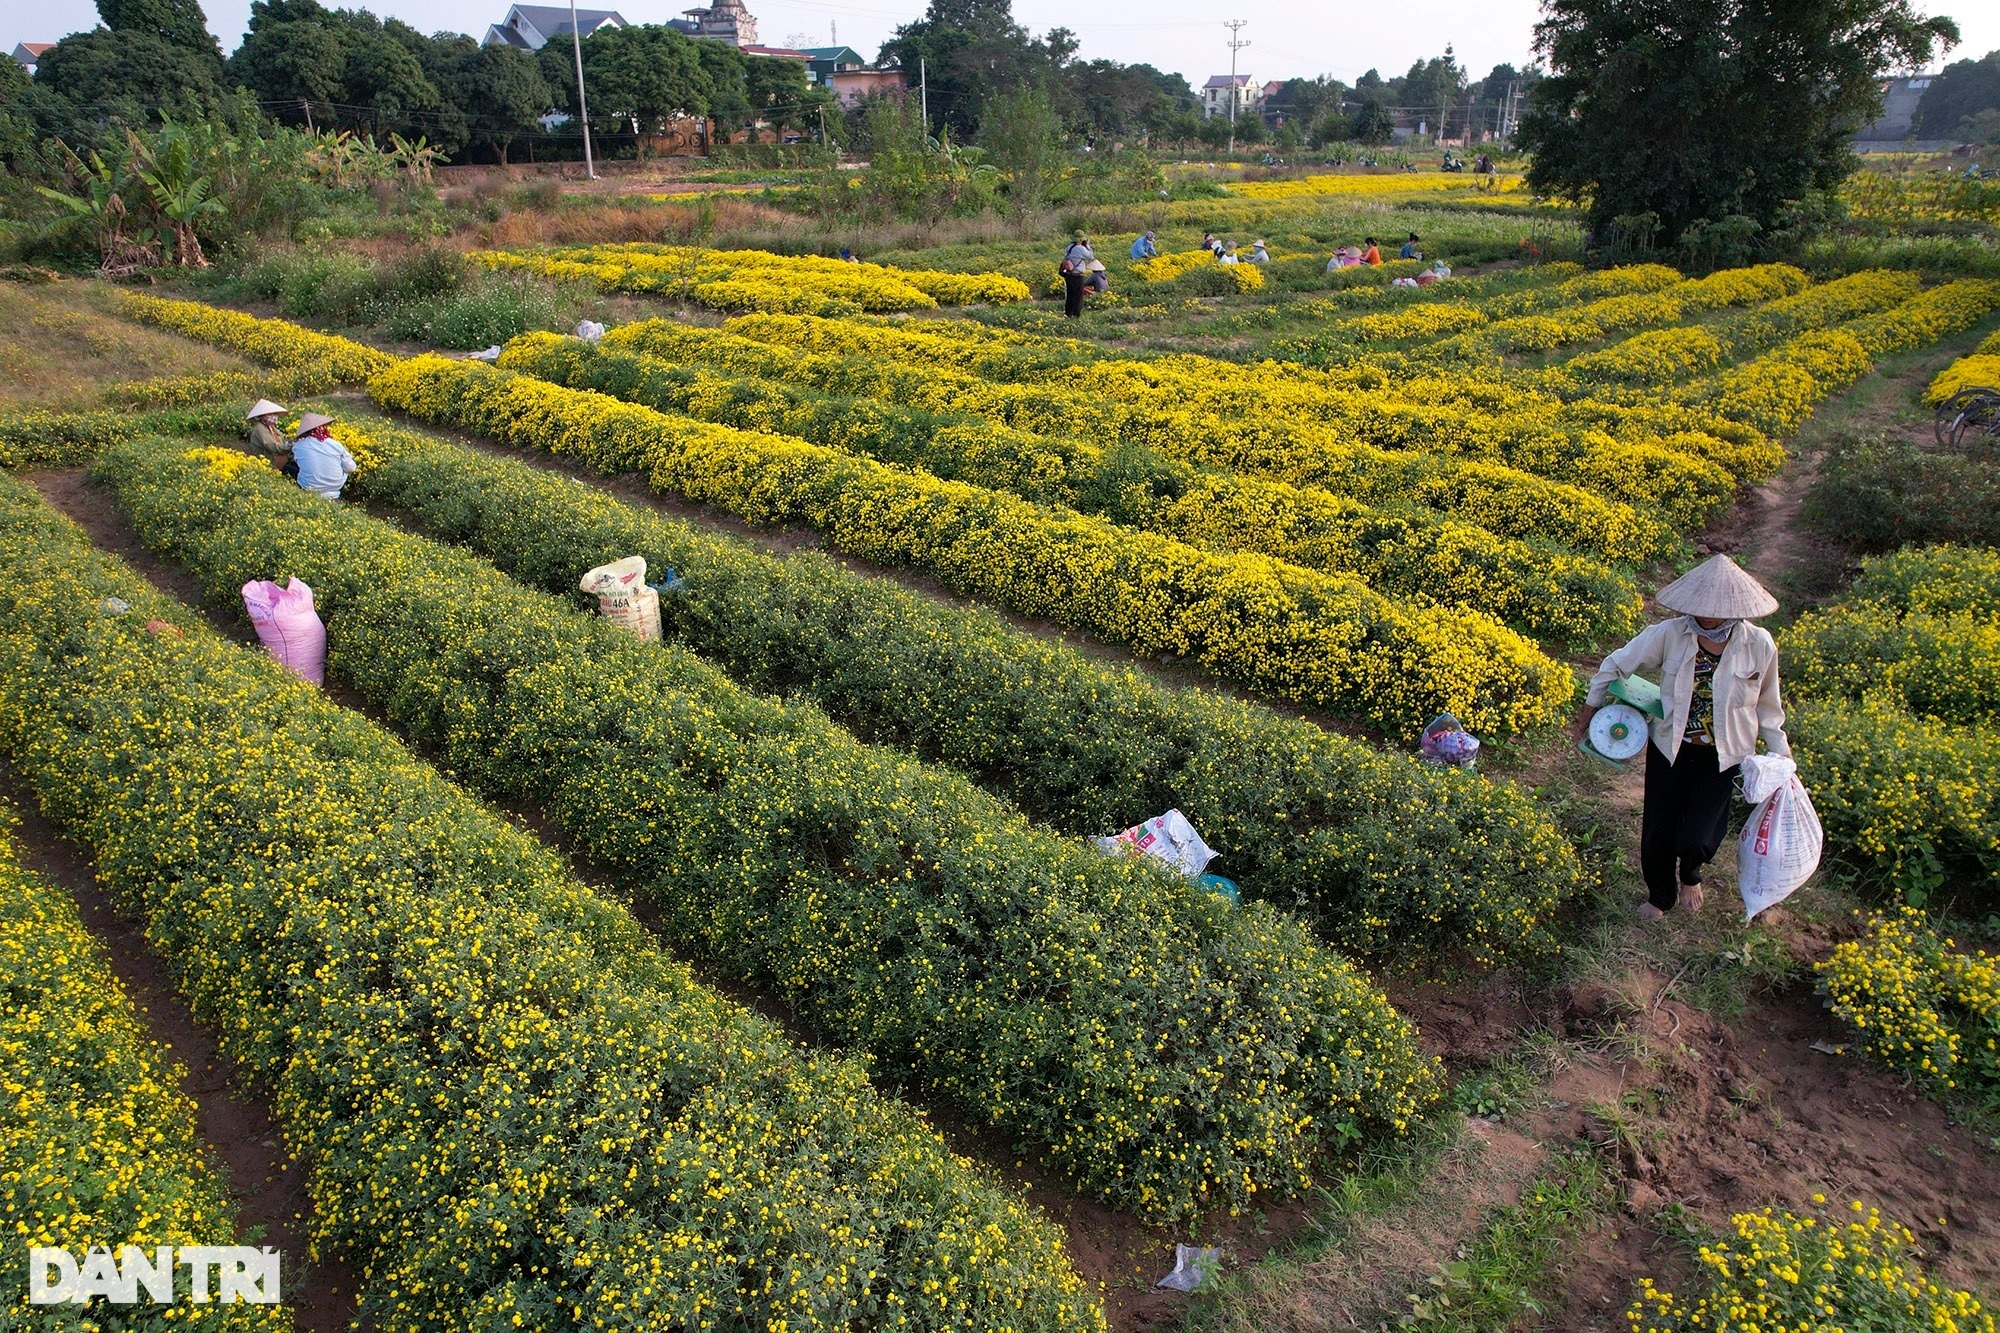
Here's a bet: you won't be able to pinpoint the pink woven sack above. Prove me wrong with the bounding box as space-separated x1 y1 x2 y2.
241 578 327 685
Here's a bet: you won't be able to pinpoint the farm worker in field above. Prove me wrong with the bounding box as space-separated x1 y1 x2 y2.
244 399 295 478
1249 239 1270 263
1362 237 1383 265
291 412 358 501
1218 245 1239 265
839 246 859 262
1085 260 1109 294
1576 556 1790 920
1201 232 1222 254
1399 232 1422 260
1060 235 1093 318
1130 231 1159 260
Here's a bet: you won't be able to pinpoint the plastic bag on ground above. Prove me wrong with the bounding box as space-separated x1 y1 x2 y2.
1096 809 1215 879
1737 754 1823 919
1156 1244 1222 1292
575 319 606 343
580 555 662 642
242 577 327 684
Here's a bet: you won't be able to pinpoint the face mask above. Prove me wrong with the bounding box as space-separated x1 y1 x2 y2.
1685 616 1738 644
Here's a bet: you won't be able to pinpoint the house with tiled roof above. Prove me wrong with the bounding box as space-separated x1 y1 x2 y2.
10 42 53 75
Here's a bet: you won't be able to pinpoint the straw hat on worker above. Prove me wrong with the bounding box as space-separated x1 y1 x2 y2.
1577 556 1790 920
243 399 291 464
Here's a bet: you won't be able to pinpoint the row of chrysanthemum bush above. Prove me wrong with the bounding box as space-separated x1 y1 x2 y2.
601 313 1681 566
1784 548 2000 1114
719 278 2000 533
711 309 1744 534
1818 909 1998 1108
1924 326 2000 405
93 439 1448 1229
328 410 1590 963
1779 544 2000 903
368 355 1575 734
0 805 286 1328
1282 261 1789 365
1629 1199 1996 1333
0 466 1110 1330
1549 268 1923 392
471 243 1031 315
497 330 1641 644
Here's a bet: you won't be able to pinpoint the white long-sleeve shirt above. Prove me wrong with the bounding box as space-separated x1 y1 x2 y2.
1585 618 1790 771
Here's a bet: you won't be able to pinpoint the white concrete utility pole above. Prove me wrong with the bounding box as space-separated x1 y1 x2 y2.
568 0 596 179
1224 20 1249 153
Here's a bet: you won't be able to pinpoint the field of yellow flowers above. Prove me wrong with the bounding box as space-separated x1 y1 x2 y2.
0 465 1107 1330
0 805 287 1329
4 221 1998 1330
96 438 1448 1223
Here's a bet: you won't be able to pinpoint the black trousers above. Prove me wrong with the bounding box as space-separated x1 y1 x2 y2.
1063 273 1085 317
1640 742 1738 910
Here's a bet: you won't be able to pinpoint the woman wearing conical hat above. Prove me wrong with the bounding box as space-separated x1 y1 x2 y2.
1577 556 1790 919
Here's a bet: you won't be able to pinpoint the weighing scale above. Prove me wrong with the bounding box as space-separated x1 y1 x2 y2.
1580 676 1664 770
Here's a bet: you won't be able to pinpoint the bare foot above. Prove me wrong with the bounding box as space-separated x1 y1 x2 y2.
1637 903 1666 920
1682 882 1705 912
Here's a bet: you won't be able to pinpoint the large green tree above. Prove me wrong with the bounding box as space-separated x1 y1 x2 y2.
552 24 710 134
880 0 1056 137
33 0 225 119
423 35 551 161
229 0 444 135
1267 76 1346 138
1916 50 2000 139
1059 60 1193 140
1520 0 1959 246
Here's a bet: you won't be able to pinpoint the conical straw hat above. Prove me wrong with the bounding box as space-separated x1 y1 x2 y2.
1656 555 1778 619
245 399 287 420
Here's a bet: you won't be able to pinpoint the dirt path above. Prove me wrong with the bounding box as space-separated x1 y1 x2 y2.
1529 335 2000 1327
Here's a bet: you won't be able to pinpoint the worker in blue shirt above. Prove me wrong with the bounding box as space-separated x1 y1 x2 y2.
1130 231 1158 260
291 412 358 500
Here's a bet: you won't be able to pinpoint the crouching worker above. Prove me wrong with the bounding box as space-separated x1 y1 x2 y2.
1574 555 1790 919
245 399 295 477
291 411 357 501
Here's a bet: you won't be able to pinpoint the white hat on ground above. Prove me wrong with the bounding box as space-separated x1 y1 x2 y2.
246 399 287 420
1656 555 1779 619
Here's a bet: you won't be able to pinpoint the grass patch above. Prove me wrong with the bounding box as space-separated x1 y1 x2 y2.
0 283 253 408
1394 1145 1618 1331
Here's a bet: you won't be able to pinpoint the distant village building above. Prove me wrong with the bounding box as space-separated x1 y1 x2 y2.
10 42 53 75
482 4 625 50
669 0 759 47
1200 74 1256 120
1854 74 1954 152
793 43 905 107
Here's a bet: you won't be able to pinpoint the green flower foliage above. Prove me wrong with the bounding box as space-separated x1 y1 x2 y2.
91 440 1445 1223
0 806 286 1328
0 466 1105 1331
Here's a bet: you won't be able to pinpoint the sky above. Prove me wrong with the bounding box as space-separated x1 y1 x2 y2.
9 0 1999 89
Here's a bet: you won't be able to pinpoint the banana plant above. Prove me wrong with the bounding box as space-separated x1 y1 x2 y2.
34 142 159 273
127 126 226 267
386 132 442 185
